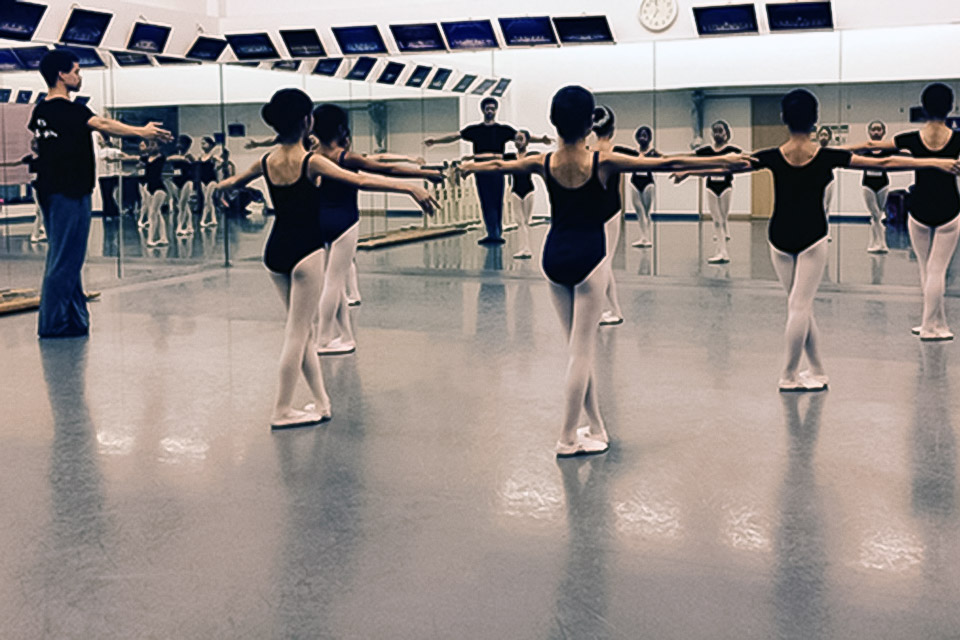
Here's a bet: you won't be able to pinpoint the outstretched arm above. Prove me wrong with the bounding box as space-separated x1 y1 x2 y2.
424 132 462 147
88 116 172 142
603 150 754 175
216 161 262 192
459 154 544 177
839 139 898 153
849 155 960 174
366 152 426 165
529 134 553 145
309 154 439 214
244 137 278 150
345 152 444 183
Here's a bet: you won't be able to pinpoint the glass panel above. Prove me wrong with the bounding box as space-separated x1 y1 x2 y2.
107 61 225 275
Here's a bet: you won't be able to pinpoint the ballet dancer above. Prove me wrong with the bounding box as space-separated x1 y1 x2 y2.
140 140 169 247
29 49 170 338
591 105 625 326
0 141 46 241
503 130 541 259
816 126 837 221
858 121 894 253
95 134 126 220
461 85 751 457
626 126 660 248
216 89 438 429
675 88 960 390
694 120 741 263
167 135 196 235
197 136 222 228
135 140 150 228
425 97 551 244
311 103 445 355
848 83 960 340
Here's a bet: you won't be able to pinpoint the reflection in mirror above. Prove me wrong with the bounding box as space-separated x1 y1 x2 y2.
0 57 117 306
108 62 225 272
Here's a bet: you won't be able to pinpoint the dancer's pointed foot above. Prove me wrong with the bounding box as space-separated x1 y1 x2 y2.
599 311 624 326
271 408 325 430
707 253 730 264
556 432 609 458
577 424 609 445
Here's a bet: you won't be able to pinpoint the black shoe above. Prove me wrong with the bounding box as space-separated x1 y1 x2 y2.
478 236 505 245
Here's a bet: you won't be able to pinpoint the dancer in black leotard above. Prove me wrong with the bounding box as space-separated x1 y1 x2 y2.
310 103 445 356
816 126 838 223
140 140 169 247
462 85 750 457
168 135 196 236
217 89 439 430
503 130 541 260
694 121 741 263
847 84 960 339
677 89 960 389
197 136 222 228
623 126 660 248
858 121 896 253
591 105 625 326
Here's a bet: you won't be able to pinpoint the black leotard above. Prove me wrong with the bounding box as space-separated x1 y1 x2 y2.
171 157 193 189
261 152 325 275
696 145 741 196
316 150 360 244
505 152 537 198
619 147 661 191
541 151 607 286
752 147 852 255
198 157 218 185
142 154 166 195
894 130 960 227
860 148 894 192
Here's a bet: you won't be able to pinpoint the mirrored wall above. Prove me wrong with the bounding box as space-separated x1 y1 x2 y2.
2 35 959 295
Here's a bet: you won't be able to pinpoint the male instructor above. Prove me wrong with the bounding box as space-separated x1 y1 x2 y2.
425 98 550 244
30 50 171 338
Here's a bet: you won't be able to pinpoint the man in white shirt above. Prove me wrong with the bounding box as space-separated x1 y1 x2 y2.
96 134 128 217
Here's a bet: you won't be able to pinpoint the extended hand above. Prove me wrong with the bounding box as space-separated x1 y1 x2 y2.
143 121 173 142
424 139 436 147
411 186 440 215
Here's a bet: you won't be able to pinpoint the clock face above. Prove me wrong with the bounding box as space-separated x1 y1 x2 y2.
639 0 679 32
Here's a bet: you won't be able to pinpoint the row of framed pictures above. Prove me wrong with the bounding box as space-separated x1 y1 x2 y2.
1 3 614 60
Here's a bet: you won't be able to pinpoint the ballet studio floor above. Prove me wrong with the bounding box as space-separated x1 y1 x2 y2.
4 221 960 639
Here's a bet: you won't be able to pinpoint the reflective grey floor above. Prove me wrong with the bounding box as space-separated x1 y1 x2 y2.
3 263 960 639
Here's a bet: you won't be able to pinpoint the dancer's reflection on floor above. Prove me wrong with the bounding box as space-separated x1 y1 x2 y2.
552 455 615 639
773 392 830 640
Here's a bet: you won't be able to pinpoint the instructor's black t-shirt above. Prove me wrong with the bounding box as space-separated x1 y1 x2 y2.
28 98 95 198
460 123 517 154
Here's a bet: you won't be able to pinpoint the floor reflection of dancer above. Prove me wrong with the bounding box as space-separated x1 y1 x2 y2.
627 126 660 248
140 140 169 247
425 97 551 244
675 89 960 388
167 135 196 236
198 136 223 228
591 105 625 326
311 103 445 355
217 89 438 428
462 85 749 457
695 120 741 264
858 121 894 253
503 130 541 259
848 84 960 340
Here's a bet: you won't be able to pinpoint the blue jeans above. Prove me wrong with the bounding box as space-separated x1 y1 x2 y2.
475 173 505 239
38 194 91 338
